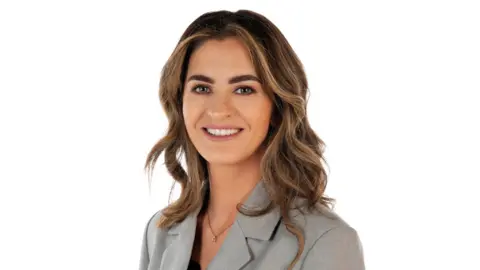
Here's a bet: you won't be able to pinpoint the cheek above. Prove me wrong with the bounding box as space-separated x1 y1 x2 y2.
182 96 200 129
239 98 272 132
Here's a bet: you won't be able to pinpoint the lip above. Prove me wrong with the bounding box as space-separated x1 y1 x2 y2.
203 125 244 129
201 127 244 141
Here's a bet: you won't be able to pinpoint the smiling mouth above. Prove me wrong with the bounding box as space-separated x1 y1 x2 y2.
202 128 243 137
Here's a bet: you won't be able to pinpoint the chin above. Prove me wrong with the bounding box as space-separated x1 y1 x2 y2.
200 151 252 166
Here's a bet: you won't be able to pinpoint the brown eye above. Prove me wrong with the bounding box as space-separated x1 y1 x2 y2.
234 87 255 95
192 85 210 94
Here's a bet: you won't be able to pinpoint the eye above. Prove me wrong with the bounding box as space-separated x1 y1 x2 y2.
234 87 255 95
191 85 211 94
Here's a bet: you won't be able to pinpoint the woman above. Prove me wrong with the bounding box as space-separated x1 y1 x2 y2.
139 9 365 270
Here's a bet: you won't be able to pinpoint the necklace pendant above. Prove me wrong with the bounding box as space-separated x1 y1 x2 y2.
212 236 217 242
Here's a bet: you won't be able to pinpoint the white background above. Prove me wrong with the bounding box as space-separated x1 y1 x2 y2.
1 0 479 269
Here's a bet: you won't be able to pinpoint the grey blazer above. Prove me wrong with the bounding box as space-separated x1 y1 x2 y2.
138 181 365 270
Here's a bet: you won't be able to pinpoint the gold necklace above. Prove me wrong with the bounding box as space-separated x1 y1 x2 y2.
206 211 234 242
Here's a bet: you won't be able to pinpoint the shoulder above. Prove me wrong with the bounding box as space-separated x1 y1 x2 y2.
289 204 365 269
145 209 164 231
142 209 169 255
291 203 353 242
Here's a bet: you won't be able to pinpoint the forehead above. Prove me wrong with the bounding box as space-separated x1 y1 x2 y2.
186 37 257 77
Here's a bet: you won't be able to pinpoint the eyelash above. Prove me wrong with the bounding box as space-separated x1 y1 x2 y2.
191 85 256 95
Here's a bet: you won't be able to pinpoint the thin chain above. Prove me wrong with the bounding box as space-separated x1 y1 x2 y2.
205 184 254 242
206 211 235 242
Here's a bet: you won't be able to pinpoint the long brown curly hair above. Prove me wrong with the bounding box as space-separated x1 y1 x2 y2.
144 9 334 270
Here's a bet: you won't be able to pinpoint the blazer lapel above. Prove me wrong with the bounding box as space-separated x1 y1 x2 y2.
158 180 281 270
207 220 252 270
159 208 200 270
208 180 281 270
236 180 281 241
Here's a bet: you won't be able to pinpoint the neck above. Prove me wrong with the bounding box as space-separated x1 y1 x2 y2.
206 153 263 217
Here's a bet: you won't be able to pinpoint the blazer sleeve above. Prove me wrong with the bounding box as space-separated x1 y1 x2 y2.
300 226 365 270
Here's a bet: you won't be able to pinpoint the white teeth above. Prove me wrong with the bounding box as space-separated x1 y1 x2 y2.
206 128 240 136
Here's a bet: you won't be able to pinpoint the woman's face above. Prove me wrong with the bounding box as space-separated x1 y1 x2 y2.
182 37 273 165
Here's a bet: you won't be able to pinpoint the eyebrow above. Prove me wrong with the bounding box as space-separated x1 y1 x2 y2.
186 74 261 84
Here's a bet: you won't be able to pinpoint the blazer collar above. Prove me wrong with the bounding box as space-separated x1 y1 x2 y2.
161 180 281 270
167 179 281 240
236 180 281 241
167 205 201 236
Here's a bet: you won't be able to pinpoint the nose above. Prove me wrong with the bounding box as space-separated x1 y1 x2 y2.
206 95 233 120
